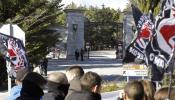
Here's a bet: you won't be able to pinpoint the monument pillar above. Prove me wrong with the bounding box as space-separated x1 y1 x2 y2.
65 9 85 59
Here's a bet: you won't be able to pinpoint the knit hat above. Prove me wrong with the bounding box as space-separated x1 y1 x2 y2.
16 68 29 82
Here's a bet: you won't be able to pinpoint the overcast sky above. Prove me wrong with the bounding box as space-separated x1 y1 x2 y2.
61 0 129 11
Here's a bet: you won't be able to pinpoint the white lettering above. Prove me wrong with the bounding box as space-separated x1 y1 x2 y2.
149 53 155 61
129 47 144 60
149 54 165 68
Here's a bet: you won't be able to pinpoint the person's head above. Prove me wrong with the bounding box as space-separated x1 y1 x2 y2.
47 72 69 97
140 80 156 100
154 87 175 100
80 71 102 93
20 72 47 99
48 72 68 84
66 65 84 82
15 68 29 85
32 63 37 68
23 72 47 89
124 80 144 100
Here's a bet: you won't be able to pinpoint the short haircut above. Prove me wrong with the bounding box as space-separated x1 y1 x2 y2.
47 72 69 95
80 71 101 91
154 87 175 100
47 72 68 84
124 80 144 100
66 65 84 77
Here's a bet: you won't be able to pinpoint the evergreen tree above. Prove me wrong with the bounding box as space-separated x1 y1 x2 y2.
0 0 63 63
129 0 160 15
85 7 121 49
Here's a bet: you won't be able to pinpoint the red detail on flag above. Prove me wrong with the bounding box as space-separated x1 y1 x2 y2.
160 25 175 48
8 49 16 57
136 22 152 49
138 26 151 39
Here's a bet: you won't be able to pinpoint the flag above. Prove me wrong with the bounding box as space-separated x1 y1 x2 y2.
145 0 175 81
123 5 153 64
145 34 168 81
0 32 29 77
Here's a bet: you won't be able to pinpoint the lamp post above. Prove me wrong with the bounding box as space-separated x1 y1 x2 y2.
72 24 78 32
72 24 78 50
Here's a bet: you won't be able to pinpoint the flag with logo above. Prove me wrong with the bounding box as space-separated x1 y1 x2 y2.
123 5 153 64
0 32 29 77
145 0 175 81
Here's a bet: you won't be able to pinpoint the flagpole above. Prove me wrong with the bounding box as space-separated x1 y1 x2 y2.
8 24 13 95
167 49 175 99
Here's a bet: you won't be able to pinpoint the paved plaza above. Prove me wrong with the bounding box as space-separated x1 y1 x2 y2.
48 50 124 82
0 50 124 100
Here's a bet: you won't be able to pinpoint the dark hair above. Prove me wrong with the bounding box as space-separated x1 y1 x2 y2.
80 71 101 91
124 80 144 100
66 65 84 77
23 72 47 87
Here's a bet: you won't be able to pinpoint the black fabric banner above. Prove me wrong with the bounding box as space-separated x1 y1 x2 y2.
123 5 153 64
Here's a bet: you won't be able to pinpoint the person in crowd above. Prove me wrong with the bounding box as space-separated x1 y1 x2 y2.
140 80 156 100
42 57 48 76
33 63 41 74
65 71 102 100
117 90 124 100
75 49 79 61
65 65 84 99
7 68 29 100
42 72 69 100
124 80 144 100
154 87 175 100
80 48 84 61
115 49 118 59
16 72 47 100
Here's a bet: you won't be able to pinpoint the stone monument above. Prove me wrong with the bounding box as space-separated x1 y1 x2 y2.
65 9 85 59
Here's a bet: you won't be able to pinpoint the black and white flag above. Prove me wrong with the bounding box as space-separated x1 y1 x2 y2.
0 32 29 77
145 0 175 81
123 5 153 64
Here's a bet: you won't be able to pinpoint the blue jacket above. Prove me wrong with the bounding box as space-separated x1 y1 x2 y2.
7 85 22 100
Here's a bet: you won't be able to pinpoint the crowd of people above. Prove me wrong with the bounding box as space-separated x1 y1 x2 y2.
6 65 175 100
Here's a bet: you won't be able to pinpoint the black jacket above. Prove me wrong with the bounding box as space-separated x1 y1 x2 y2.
65 90 101 100
16 80 44 100
43 81 69 100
